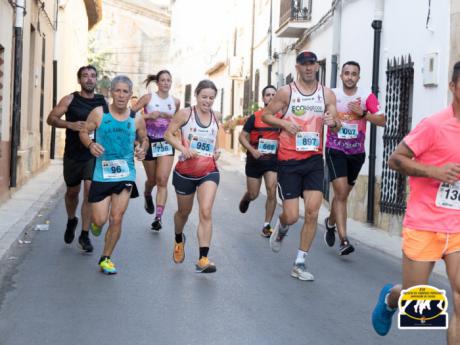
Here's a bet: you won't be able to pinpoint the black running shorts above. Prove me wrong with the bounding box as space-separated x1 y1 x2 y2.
277 155 324 200
63 157 95 187
88 181 139 203
245 160 278 179
325 148 365 186
172 170 220 195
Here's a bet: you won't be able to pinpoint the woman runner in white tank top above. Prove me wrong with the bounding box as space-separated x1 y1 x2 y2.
132 70 180 232
164 80 221 273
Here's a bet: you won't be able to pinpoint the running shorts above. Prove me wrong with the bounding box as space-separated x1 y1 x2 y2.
63 157 95 187
88 181 139 203
325 148 365 186
172 170 220 195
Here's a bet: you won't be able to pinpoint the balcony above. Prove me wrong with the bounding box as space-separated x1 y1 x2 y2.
276 0 312 38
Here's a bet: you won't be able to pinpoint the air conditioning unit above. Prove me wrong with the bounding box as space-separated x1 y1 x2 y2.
229 56 243 79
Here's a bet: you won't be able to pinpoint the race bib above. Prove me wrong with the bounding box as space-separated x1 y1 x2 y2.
435 182 460 210
102 160 129 179
337 123 358 139
296 132 320 151
151 140 173 157
190 136 216 157
258 138 278 154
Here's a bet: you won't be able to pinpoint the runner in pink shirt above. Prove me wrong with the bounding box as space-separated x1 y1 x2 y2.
372 61 460 343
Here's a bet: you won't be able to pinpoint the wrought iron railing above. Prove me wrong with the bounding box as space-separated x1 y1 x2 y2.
380 55 414 215
279 0 312 26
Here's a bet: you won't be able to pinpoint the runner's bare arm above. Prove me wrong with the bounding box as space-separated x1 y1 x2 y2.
262 86 298 134
324 88 341 133
79 107 104 157
46 94 81 130
238 117 261 159
389 141 460 184
131 93 150 113
365 112 386 127
164 108 196 159
213 111 222 160
135 116 148 160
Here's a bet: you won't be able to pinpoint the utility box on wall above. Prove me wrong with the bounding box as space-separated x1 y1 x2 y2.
423 52 439 86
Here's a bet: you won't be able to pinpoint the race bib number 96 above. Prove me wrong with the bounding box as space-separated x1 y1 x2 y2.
436 182 460 210
296 132 320 151
102 160 129 179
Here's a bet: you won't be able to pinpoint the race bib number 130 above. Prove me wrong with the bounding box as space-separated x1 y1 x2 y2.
436 182 460 210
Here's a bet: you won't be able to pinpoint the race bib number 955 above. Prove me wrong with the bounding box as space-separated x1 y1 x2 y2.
190 136 216 157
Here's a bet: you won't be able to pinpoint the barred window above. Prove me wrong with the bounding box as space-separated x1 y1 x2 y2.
380 56 414 215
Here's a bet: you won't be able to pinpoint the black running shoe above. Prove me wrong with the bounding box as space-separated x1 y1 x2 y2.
324 217 336 247
151 218 162 232
239 197 250 213
339 239 355 256
144 195 155 214
78 234 93 253
64 217 78 244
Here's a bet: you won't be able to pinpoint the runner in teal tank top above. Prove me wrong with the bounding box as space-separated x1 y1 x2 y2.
80 75 149 275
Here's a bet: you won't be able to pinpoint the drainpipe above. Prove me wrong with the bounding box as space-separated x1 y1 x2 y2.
249 0 256 103
267 0 273 85
330 0 342 88
10 0 26 188
50 2 59 159
367 0 384 224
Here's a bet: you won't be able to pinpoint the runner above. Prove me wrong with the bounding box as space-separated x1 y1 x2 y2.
46 65 106 252
371 62 460 342
262 51 340 281
164 80 221 273
324 61 385 255
131 71 180 232
79 75 148 274
238 85 280 237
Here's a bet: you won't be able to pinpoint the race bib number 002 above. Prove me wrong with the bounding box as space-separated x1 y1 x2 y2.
295 132 320 151
151 140 173 157
190 136 216 157
258 138 278 154
102 160 129 179
435 182 460 210
337 123 358 139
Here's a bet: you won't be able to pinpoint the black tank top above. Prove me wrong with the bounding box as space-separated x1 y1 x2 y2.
64 91 107 161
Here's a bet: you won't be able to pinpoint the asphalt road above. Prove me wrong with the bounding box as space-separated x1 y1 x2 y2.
0 160 448 345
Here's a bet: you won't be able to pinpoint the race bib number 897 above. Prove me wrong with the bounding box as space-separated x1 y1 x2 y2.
295 132 320 151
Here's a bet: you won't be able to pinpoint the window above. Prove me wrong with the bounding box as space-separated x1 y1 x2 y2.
380 56 414 215
317 59 326 85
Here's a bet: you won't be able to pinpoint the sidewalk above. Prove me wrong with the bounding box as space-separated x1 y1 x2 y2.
0 159 65 261
218 150 447 279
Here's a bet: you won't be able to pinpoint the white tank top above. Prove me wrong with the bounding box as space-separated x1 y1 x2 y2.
144 92 176 139
175 107 219 177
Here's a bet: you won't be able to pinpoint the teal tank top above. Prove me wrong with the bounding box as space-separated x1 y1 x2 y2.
93 105 136 182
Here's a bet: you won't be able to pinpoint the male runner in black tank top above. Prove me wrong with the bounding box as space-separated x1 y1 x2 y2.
47 65 107 252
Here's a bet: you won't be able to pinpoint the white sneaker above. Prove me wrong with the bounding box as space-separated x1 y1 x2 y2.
291 262 314 281
269 219 288 253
